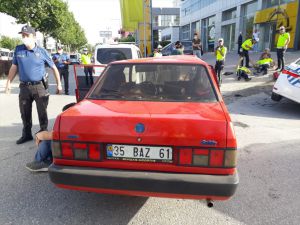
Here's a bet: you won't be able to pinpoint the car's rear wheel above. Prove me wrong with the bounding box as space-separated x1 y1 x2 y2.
271 92 282 102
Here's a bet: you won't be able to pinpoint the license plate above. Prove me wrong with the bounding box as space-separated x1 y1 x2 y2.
106 144 173 163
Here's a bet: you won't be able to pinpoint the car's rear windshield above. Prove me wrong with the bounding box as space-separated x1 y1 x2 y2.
96 48 132 64
70 55 77 59
88 63 217 102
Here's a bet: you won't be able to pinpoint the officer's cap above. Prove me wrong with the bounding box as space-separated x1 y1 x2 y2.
19 25 36 35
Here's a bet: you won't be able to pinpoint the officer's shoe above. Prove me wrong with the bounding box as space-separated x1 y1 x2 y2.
16 135 33 145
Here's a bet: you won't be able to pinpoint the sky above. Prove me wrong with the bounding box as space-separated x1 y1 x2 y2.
0 0 176 45
66 0 175 44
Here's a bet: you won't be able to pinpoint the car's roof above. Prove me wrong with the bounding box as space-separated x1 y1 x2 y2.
95 44 140 50
111 55 208 65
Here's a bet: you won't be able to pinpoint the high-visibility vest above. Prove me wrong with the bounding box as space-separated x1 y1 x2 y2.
277 32 290 48
81 54 92 64
257 58 273 65
237 66 251 74
242 39 253 51
215 46 227 61
154 52 162 57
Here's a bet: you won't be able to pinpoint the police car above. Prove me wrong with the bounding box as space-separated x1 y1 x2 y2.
271 58 300 103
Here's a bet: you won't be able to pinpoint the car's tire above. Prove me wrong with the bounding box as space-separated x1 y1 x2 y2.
271 92 282 102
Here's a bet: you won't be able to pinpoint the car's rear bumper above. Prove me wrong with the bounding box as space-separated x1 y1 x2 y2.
49 165 239 199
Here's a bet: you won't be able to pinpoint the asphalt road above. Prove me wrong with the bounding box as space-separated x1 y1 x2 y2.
0 54 300 225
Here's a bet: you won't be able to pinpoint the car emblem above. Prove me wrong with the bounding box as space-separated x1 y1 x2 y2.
135 123 145 133
201 140 217 146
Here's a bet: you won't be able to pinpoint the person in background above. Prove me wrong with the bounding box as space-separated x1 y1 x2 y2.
171 41 184 55
236 66 252 81
275 26 290 72
254 48 274 75
192 32 202 58
154 45 163 57
252 29 260 52
237 32 243 55
81 48 93 86
52 46 70 95
240 37 259 68
5 25 62 145
214 38 227 84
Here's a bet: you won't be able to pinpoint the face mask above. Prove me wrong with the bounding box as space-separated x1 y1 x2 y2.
22 37 35 47
194 36 198 39
58 50 63 54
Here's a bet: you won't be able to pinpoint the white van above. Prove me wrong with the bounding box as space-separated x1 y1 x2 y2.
0 48 10 61
94 43 142 76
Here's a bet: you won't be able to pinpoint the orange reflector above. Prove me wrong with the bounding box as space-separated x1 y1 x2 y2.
89 144 101 160
179 149 193 165
210 150 224 167
61 142 73 158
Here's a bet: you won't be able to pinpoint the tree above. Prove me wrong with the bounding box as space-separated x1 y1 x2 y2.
0 36 22 50
0 0 87 49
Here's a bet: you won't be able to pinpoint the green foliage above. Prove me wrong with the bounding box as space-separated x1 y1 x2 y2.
0 0 87 49
0 36 22 50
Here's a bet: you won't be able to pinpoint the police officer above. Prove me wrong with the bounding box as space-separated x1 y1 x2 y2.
5 25 62 144
276 26 290 71
214 38 227 84
52 46 70 94
240 37 259 68
81 48 93 86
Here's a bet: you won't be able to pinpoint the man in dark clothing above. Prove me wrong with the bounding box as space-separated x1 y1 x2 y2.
171 41 184 55
5 25 62 144
192 32 202 58
52 46 70 95
238 32 243 55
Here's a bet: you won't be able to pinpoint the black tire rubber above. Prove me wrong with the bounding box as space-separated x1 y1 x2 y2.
271 92 282 102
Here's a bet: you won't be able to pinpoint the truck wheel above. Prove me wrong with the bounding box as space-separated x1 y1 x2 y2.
271 92 282 102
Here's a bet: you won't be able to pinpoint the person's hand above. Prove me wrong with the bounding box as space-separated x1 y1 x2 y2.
56 84 63 94
5 83 11 94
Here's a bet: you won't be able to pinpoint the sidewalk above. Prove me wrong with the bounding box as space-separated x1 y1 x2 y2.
201 51 300 97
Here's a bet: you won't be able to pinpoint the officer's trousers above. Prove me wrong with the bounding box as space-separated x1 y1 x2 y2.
19 83 49 136
59 69 69 94
215 60 224 83
277 48 285 71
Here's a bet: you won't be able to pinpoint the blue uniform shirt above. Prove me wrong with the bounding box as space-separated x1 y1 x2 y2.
52 53 70 70
12 44 54 82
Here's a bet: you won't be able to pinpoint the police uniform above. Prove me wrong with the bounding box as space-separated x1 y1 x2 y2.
276 32 290 71
13 42 54 142
52 51 70 94
240 39 253 68
214 45 227 83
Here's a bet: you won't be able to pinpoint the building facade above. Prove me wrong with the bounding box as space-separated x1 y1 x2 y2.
180 0 300 51
152 7 180 46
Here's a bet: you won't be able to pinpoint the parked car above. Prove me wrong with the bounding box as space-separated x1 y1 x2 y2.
0 48 10 61
94 43 142 76
161 41 193 56
69 53 81 65
271 58 300 103
49 56 238 206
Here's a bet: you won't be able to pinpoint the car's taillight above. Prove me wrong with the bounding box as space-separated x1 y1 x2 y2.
52 141 102 161
178 148 236 168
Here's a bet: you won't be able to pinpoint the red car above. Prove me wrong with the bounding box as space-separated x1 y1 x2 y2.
49 56 238 206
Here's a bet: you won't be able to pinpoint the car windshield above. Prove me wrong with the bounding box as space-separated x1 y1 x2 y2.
88 63 217 102
97 48 132 64
70 55 77 59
